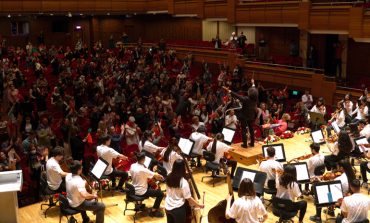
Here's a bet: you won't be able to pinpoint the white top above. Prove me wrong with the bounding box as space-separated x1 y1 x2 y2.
46 157 63 190
129 162 155 196
165 178 192 211
160 148 183 174
335 173 349 195
310 105 326 115
259 159 283 185
302 94 313 108
189 132 211 155
225 114 238 130
206 140 231 164
334 110 346 128
66 174 86 208
341 193 370 223
360 124 370 139
343 101 353 114
307 154 325 178
352 106 368 120
327 142 339 156
139 140 162 154
226 196 267 223
96 144 121 175
276 178 301 200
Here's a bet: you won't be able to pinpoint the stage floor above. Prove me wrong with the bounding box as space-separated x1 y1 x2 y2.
18 133 370 223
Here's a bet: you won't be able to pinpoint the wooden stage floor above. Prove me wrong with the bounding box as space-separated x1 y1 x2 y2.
18 134 370 223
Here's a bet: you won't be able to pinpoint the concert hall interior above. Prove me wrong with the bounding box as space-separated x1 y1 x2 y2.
0 1 370 223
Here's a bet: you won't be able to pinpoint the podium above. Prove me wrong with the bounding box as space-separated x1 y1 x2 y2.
0 170 23 223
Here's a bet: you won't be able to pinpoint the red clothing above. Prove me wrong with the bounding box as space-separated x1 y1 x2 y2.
274 120 287 136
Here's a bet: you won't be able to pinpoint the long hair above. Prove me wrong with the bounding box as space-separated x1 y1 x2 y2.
337 131 353 155
211 133 224 154
339 159 356 188
279 164 297 189
163 137 178 163
238 178 256 198
166 159 186 188
141 130 152 148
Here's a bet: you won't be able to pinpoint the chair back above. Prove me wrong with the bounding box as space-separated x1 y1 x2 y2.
314 164 326 176
267 179 276 189
203 151 215 162
272 197 294 210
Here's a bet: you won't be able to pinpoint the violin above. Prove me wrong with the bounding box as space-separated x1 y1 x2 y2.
287 154 313 163
318 170 343 181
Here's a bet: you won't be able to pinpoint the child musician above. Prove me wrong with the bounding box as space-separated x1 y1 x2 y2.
165 159 204 223
66 160 105 223
258 146 283 187
161 137 183 175
130 152 165 217
226 178 268 223
275 165 307 223
206 133 237 178
304 143 325 194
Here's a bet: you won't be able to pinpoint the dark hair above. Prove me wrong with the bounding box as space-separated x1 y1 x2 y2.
100 135 111 145
350 179 361 191
279 165 297 189
266 146 275 157
141 130 153 148
211 133 224 154
338 159 356 188
238 178 256 197
166 159 186 188
50 146 64 157
317 97 324 106
136 152 146 162
197 125 206 133
337 131 353 155
310 143 320 153
248 87 258 102
69 160 82 175
163 137 178 163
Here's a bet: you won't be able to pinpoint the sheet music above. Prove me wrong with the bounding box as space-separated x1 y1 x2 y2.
316 185 330 204
144 156 152 168
312 130 324 144
295 164 309 181
263 145 284 160
332 122 340 134
241 171 256 182
178 138 193 155
329 183 343 202
356 137 368 145
222 128 235 144
91 159 108 179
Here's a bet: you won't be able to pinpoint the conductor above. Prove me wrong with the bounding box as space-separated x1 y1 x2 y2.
223 79 258 148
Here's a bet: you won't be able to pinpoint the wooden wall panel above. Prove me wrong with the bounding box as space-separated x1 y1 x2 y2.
2 1 23 12
145 0 168 11
346 39 370 86
310 6 351 31
348 7 363 38
174 0 203 16
204 3 227 18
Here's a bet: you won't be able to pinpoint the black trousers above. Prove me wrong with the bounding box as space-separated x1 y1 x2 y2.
240 119 254 147
143 188 164 209
107 168 128 189
226 159 237 177
361 161 370 183
324 154 339 171
287 200 307 222
166 204 186 223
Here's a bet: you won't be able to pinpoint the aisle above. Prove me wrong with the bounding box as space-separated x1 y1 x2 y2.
18 133 370 223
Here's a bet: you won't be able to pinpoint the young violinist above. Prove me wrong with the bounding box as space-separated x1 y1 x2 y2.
302 143 325 195
66 160 105 223
225 178 268 223
310 97 326 116
161 137 183 175
336 179 370 223
206 133 237 178
326 102 346 137
165 159 204 223
45 146 69 193
140 130 166 175
351 98 368 125
275 165 307 223
189 126 212 167
258 146 283 186
130 152 165 217
324 131 353 171
97 135 129 191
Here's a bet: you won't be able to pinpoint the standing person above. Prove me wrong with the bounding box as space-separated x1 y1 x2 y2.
97 135 129 191
223 79 258 148
225 178 268 223
301 90 313 109
66 160 105 223
165 159 204 223
46 147 69 192
237 32 247 54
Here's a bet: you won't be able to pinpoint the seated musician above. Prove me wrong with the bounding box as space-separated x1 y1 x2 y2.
46 146 69 192
358 119 370 139
258 146 283 187
139 130 166 175
310 159 356 222
359 143 370 188
326 102 346 137
189 126 212 167
310 97 326 116
160 137 183 175
97 135 129 191
275 165 307 223
130 152 165 218
206 133 237 178
351 98 368 125
165 159 204 223
226 178 268 223
336 179 370 223
66 160 105 223
303 143 325 194
324 131 352 171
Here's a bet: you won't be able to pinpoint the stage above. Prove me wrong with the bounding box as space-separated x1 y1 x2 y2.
229 143 263 166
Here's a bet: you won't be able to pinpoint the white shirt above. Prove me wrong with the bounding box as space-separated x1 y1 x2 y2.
335 173 349 195
327 142 339 156
276 178 301 201
66 174 86 208
341 193 370 223
310 105 326 116
259 159 283 185
46 157 63 190
352 106 368 120
360 124 370 139
165 178 191 211
225 115 238 130
160 148 183 174
130 162 155 196
206 140 231 164
189 132 211 155
226 196 267 223
139 140 162 154
307 154 325 178
96 144 121 175
343 101 353 114
302 94 313 108
334 110 346 128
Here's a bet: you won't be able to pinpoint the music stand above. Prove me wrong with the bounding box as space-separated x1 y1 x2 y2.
355 136 369 153
309 112 326 131
311 129 325 145
313 180 343 208
222 127 236 145
178 138 195 156
232 167 267 196
90 158 118 206
262 143 286 162
284 162 310 184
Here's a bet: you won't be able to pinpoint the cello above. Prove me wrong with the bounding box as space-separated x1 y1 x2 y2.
207 160 236 223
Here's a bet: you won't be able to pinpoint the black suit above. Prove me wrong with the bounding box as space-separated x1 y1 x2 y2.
230 88 258 147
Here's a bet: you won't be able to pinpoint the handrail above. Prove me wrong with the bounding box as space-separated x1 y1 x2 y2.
245 60 325 74
311 0 363 6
